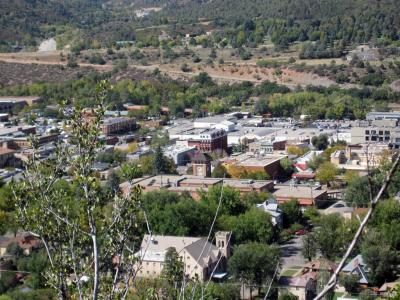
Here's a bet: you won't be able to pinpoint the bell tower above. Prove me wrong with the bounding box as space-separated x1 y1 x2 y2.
215 231 231 259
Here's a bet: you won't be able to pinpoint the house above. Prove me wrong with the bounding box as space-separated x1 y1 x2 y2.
346 45 378 62
121 175 274 200
342 255 369 285
255 198 283 227
279 272 317 300
273 184 328 207
135 231 231 282
0 147 16 168
321 201 355 219
0 233 42 257
379 281 400 298
0 96 41 114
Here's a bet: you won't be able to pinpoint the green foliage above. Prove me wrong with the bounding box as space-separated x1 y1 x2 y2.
141 191 213 236
316 162 338 185
162 247 184 298
200 185 246 216
119 162 143 181
280 199 303 228
205 282 240 300
13 81 144 299
312 134 329 150
344 176 370 208
218 208 274 244
301 233 317 262
211 163 229 178
314 214 357 259
361 229 399 286
228 243 280 287
339 274 360 294
278 292 299 300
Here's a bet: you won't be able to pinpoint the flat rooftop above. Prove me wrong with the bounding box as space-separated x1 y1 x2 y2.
273 184 327 199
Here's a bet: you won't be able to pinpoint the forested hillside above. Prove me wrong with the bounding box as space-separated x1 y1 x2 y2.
158 0 400 47
1 0 400 49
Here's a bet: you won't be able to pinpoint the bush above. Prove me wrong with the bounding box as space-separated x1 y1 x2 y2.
88 54 106 65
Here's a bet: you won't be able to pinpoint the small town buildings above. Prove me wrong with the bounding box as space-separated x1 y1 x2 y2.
330 143 392 171
346 45 378 62
248 139 286 154
273 184 328 207
164 145 197 166
342 255 369 285
121 175 274 200
0 96 41 114
135 231 231 282
366 111 400 123
255 198 283 227
0 232 42 257
379 281 400 298
0 147 16 168
191 151 212 177
221 152 287 180
321 200 355 219
279 273 317 300
100 117 136 135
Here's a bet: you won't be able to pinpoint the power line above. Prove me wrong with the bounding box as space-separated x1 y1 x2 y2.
186 174 226 300
314 152 400 300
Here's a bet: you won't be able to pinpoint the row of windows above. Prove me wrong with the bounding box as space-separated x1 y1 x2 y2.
365 136 390 142
365 130 390 135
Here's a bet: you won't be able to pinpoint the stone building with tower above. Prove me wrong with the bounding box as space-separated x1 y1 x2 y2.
135 231 231 282
191 151 212 177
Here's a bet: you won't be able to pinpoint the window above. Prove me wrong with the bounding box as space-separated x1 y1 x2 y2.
221 241 224 247
385 131 390 135
379 131 383 135
371 136 377 141
366 130 370 134
366 137 369 141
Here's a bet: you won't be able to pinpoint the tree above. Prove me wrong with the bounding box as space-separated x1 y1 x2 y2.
162 247 184 298
200 185 246 216
339 274 360 294
13 81 143 299
344 176 370 207
212 163 228 178
302 233 317 262
316 162 338 186
312 134 329 150
106 170 120 196
280 157 294 175
280 199 303 228
219 208 275 244
0 183 16 234
119 162 143 181
315 214 356 259
228 243 280 299
361 229 399 286
154 145 167 174
359 289 376 300
279 292 299 300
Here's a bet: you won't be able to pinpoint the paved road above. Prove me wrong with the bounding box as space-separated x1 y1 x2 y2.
280 236 306 268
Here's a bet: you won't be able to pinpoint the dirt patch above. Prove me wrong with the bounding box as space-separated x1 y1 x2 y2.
0 61 95 86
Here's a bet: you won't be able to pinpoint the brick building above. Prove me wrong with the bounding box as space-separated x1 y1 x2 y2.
187 128 228 153
100 117 136 135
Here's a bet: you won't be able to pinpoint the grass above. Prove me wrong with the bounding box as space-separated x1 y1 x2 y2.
280 269 298 277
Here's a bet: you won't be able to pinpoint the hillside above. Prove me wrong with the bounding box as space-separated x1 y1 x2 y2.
1 0 400 50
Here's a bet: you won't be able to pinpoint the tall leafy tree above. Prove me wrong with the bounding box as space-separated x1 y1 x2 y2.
13 81 143 299
229 243 280 300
